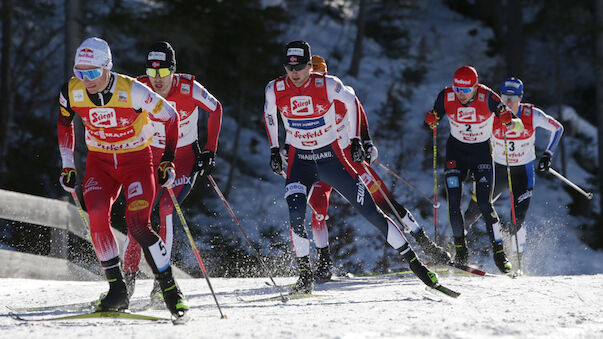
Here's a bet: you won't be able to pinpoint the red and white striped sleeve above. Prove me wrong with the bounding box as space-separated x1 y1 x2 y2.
263 80 279 148
57 85 75 169
326 75 359 139
192 81 222 153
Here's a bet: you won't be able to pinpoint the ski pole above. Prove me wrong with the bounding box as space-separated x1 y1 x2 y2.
503 131 521 272
548 168 594 200
70 191 92 241
70 191 90 229
358 162 408 233
374 160 440 208
433 127 438 243
166 187 227 319
208 175 289 303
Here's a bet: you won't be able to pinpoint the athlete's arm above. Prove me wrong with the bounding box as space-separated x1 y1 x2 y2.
327 76 358 139
431 89 446 119
263 81 279 148
131 81 180 161
192 80 222 153
488 89 524 132
358 98 372 141
532 106 564 155
57 84 76 169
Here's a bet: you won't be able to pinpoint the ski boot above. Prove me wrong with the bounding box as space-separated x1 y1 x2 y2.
412 228 451 264
400 244 438 287
492 241 512 274
314 247 333 284
124 271 137 299
291 256 314 294
149 279 164 308
453 237 469 265
156 267 189 321
96 265 129 311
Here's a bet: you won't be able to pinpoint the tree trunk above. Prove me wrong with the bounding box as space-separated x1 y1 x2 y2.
596 0 603 215
504 0 523 76
0 0 14 172
224 90 244 199
348 0 367 77
65 0 87 199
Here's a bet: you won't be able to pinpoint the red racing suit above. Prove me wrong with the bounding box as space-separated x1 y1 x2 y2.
58 72 179 274
123 74 222 274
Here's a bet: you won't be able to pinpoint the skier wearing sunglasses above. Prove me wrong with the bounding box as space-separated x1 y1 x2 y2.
424 66 524 274
122 41 223 306
57 37 188 320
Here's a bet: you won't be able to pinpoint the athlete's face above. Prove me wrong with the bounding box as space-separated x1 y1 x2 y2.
501 94 521 113
148 69 174 98
455 86 477 105
75 64 110 94
284 63 312 87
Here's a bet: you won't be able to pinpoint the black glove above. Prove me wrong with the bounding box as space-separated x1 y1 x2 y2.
196 150 215 177
59 167 77 192
158 161 176 187
363 140 378 165
270 147 283 175
350 138 365 163
538 152 552 173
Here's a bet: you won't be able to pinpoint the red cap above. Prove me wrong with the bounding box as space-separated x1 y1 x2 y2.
453 65 478 87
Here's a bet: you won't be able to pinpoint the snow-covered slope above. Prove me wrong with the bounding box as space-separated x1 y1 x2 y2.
2 272 602 338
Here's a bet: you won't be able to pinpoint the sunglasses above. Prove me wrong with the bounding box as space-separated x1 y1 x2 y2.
453 86 474 94
146 68 172 78
501 94 520 102
284 63 309 72
74 67 103 81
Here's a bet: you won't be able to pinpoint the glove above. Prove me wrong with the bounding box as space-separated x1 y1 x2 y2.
350 138 365 163
363 140 378 165
424 110 439 129
537 152 552 173
196 150 215 177
270 147 283 175
59 167 77 192
280 144 290 162
499 109 513 125
158 161 176 188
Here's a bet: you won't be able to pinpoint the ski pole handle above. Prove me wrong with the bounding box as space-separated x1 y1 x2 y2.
548 168 593 200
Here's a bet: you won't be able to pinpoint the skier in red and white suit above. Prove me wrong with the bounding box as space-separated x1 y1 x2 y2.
265 41 440 294
303 55 450 283
122 42 222 300
463 77 563 266
57 37 187 317
425 65 524 274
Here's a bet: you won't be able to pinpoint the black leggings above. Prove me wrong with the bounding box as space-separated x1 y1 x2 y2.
285 143 403 255
464 162 534 232
444 137 501 243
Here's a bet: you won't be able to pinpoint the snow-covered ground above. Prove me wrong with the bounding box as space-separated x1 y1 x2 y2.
2 272 602 338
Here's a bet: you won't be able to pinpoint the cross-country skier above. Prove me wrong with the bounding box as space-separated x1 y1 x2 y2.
463 77 563 267
302 55 450 283
425 65 524 274
122 41 223 304
264 40 440 294
57 37 187 318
